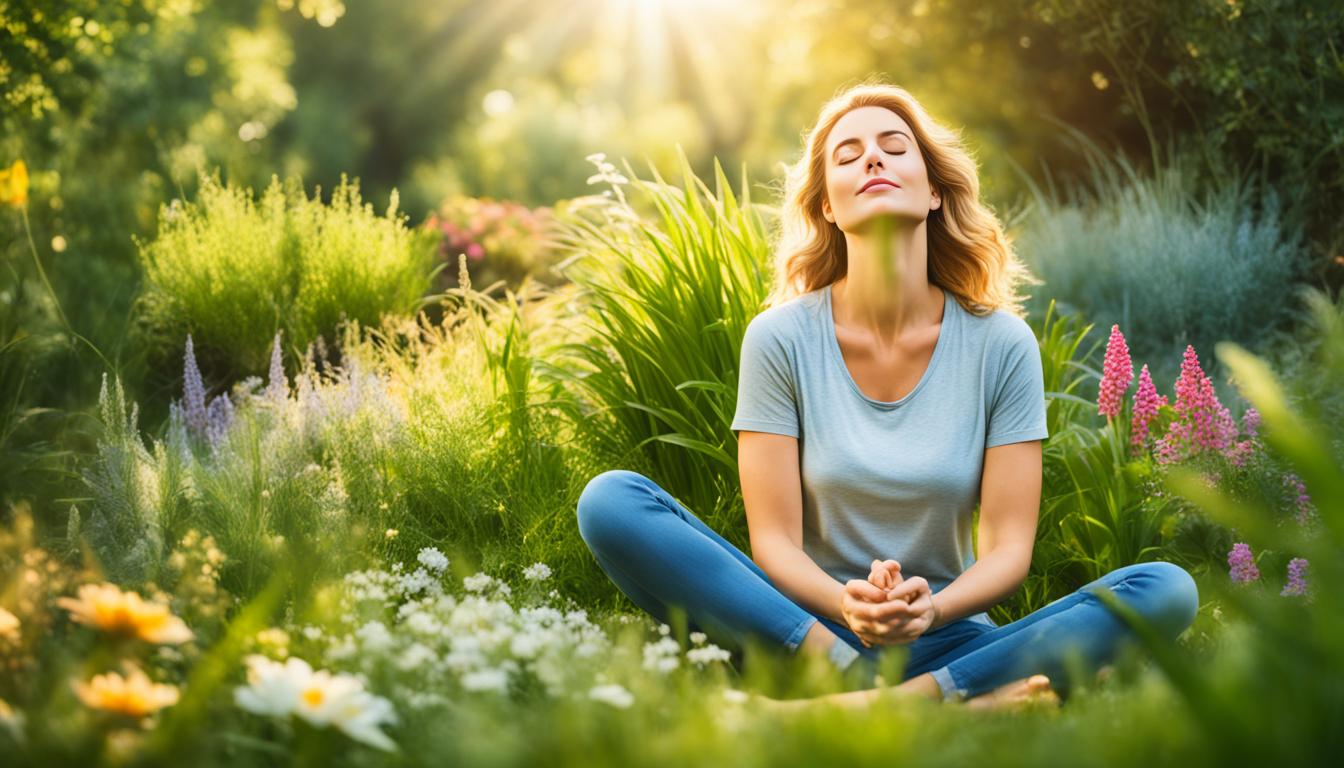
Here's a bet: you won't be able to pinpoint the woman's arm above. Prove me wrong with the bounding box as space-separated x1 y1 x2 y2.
737 430 851 624
924 439 1042 632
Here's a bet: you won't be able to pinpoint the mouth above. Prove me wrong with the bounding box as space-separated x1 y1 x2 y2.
859 179 900 194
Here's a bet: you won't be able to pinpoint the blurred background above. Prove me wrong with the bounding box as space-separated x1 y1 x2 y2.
3 0 1342 514
3 6 1344 763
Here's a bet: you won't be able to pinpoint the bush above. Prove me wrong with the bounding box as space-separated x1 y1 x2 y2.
133 170 440 385
1013 140 1305 391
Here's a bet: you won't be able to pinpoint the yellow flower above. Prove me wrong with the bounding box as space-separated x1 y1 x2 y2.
0 607 18 641
57 583 194 645
0 160 28 207
73 663 180 718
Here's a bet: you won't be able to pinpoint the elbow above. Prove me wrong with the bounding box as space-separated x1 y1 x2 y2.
750 537 791 579
992 544 1033 589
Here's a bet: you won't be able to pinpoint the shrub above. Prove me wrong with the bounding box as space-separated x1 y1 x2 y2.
1013 140 1305 391
134 170 440 384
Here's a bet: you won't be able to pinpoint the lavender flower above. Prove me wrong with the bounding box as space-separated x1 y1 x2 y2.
266 330 288 403
1283 472 1316 525
204 392 235 454
1227 542 1260 584
1281 558 1309 597
183 334 208 440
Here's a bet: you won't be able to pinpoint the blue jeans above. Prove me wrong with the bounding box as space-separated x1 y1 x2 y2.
576 469 1201 700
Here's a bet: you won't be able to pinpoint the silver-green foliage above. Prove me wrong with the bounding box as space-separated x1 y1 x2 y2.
1014 140 1305 388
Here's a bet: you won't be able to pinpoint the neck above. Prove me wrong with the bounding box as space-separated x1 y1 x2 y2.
832 216 941 343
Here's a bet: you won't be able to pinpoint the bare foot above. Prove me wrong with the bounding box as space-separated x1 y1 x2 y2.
963 674 1060 712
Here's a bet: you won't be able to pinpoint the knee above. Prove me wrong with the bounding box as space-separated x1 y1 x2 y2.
1136 561 1200 640
576 469 647 550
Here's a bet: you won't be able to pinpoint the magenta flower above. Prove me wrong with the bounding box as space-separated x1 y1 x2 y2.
1154 345 1238 464
1130 364 1168 456
1228 542 1260 584
1281 558 1309 597
1098 324 1133 419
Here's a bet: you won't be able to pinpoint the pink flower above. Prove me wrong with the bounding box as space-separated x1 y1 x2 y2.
1227 542 1260 584
1130 364 1168 456
1098 324 1133 419
1241 407 1260 439
1154 345 1238 464
1280 558 1309 597
1224 439 1255 467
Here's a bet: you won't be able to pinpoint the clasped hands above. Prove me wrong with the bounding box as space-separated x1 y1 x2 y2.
840 559 939 648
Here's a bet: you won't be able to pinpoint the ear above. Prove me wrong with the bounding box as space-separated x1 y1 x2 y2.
822 197 834 223
930 192 942 212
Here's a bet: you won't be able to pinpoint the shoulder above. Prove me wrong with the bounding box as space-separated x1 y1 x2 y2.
743 290 818 346
959 304 1038 361
961 302 1035 344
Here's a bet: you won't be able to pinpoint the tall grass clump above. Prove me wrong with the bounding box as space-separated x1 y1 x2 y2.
548 150 776 535
1013 133 1306 391
133 170 441 385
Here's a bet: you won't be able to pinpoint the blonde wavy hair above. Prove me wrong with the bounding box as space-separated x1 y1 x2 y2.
764 79 1039 319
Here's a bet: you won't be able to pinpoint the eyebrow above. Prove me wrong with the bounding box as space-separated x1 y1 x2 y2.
830 130 910 158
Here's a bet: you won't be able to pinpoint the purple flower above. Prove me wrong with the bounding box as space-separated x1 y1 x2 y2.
1241 407 1260 439
205 392 234 454
1281 557 1309 597
266 330 288 402
1228 542 1260 584
1282 472 1316 525
183 333 208 440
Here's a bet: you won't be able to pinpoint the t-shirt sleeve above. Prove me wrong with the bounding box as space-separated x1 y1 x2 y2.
730 312 800 438
985 318 1050 448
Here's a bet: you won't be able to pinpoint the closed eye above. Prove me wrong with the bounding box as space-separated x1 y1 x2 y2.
839 151 905 165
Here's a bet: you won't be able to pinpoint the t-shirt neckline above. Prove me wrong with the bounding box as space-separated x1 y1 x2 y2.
823 282 953 409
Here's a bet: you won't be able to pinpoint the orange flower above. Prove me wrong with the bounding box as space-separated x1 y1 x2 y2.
57 583 194 645
73 663 179 718
0 160 28 207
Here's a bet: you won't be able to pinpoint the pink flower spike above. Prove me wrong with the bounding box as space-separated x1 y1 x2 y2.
1098 324 1134 419
1130 364 1167 454
1154 346 1238 464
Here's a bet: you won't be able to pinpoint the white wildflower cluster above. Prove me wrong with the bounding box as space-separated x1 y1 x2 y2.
641 626 733 673
584 152 630 187
588 682 635 709
417 547 449 574
522 562 552 582
642 636 681 674
314 555 615 709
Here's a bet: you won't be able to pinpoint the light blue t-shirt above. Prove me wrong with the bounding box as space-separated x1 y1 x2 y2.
730 282 1049 603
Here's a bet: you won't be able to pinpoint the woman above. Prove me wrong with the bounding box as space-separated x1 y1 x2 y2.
575 81 1199 711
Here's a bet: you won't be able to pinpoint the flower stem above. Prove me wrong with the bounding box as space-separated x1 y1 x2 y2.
19 205 116 372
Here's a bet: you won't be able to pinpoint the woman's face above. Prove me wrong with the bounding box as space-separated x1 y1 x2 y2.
820 106 941 234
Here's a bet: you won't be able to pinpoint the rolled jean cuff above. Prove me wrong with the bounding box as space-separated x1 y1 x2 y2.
784 615 818 653
930 666 968 702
